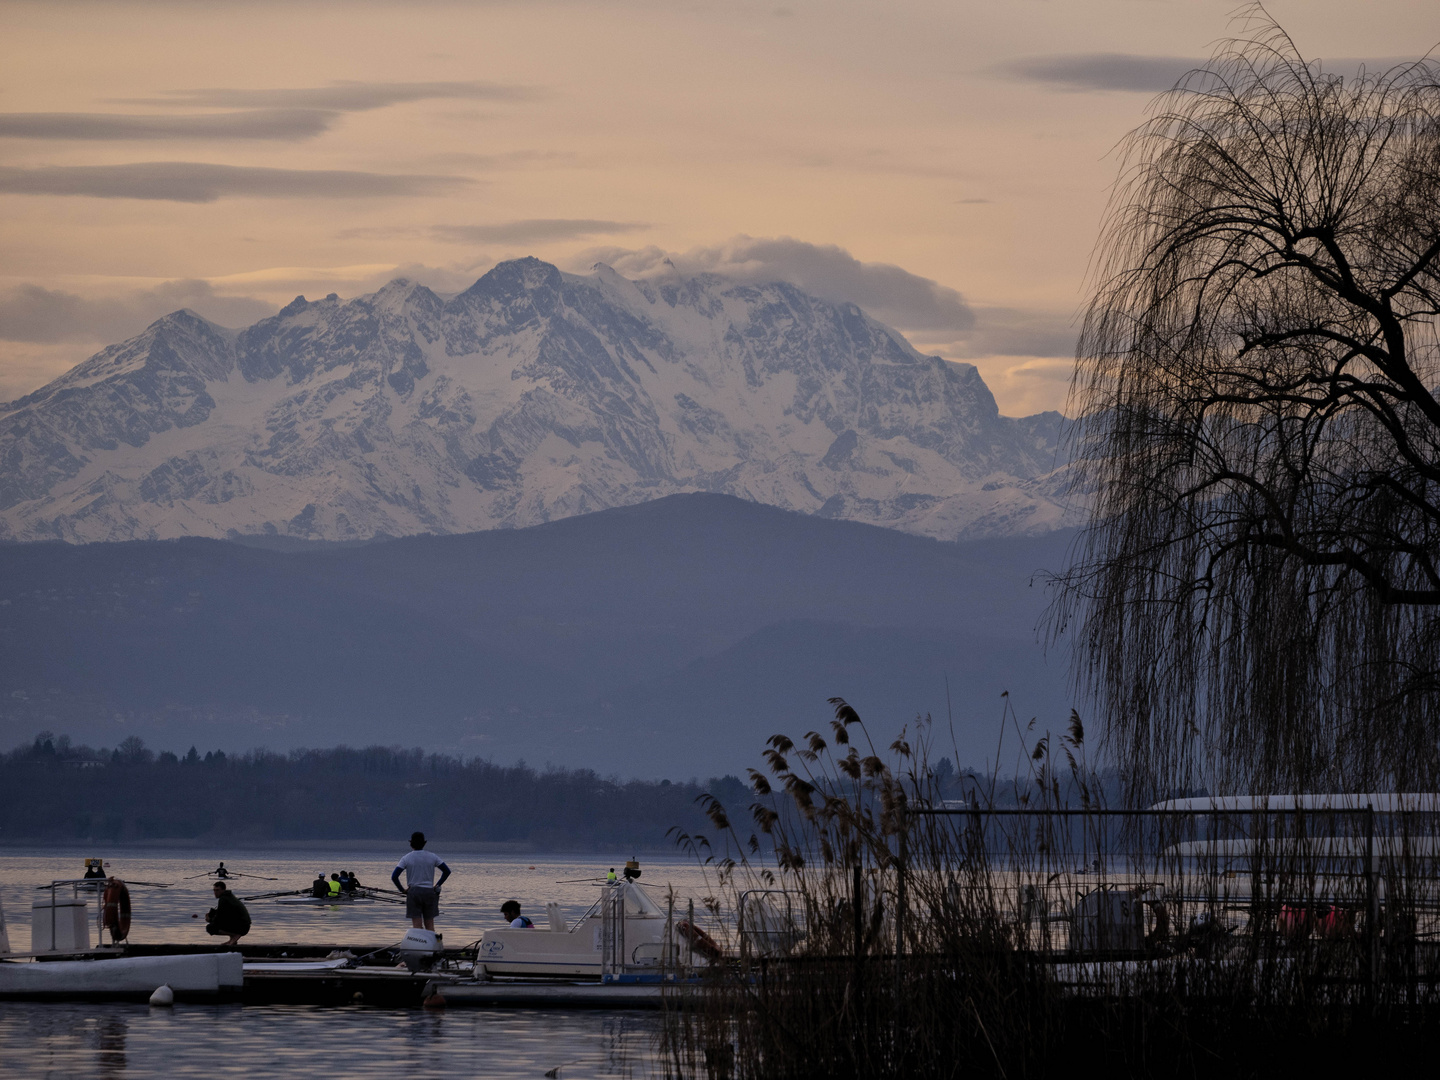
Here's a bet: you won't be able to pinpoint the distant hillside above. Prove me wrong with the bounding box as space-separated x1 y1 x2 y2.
0 493 1076 778
0 258 1071 544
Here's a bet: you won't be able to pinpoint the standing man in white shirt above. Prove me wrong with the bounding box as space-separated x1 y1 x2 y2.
391 831 451 930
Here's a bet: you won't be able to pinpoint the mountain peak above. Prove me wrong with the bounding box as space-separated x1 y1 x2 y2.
0 259 1075 543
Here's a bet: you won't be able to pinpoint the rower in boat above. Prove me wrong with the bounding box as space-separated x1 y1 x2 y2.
82 859 106 880
311 872 329 898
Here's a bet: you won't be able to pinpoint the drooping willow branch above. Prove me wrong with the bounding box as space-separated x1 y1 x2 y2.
1057 7 1440 798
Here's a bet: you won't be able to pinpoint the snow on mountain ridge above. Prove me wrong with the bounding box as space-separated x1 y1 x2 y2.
0 257 1074 543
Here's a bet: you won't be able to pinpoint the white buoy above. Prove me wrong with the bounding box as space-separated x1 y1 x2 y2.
149 984 174 1006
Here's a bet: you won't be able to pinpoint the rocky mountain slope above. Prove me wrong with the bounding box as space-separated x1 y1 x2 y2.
0 258 1071 543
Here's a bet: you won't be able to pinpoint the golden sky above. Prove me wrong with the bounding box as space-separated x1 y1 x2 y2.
1 0 1434 414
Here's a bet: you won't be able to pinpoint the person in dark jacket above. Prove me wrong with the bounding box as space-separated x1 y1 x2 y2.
206 882 251 945
311 872 329 898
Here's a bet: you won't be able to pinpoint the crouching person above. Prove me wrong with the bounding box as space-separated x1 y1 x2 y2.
206 882 251 945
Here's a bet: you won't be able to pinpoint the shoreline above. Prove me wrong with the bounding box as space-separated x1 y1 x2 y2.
0 838 685 855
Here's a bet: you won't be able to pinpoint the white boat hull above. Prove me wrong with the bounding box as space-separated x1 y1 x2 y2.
479 919 669 977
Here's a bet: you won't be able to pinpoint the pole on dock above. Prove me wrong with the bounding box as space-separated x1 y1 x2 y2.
1367 804 1378 1005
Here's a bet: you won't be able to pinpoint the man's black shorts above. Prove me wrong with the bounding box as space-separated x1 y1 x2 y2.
406 885 439 920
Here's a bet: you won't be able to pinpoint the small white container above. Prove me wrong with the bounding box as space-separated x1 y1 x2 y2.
31 896 91 952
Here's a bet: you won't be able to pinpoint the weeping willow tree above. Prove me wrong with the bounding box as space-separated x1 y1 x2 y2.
1063 10 1440 798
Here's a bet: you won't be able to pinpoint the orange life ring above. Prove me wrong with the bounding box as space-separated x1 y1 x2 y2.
676 920 723 961
102 879 131 942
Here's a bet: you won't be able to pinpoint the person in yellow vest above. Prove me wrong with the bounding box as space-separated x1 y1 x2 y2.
606 868 617 883
327 873 342 897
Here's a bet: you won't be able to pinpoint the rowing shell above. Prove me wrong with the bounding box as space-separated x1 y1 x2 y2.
272 893 402 906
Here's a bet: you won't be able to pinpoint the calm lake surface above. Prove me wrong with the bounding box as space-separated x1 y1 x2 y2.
0 848 720 1078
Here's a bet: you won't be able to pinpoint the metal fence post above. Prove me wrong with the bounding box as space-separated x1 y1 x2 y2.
894 817 907 1061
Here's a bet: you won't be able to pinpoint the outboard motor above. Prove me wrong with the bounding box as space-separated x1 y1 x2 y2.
399 928 441 972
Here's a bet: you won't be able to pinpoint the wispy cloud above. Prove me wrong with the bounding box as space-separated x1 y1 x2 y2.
425 150 580 169
581 236 976 338
1002 53 1202 93
433 219 649 245
0 280 275 344
129 80 539 111
940 306 1076 360
573 236 1084 365
0 109 335 141
337 219 648 245
0 162 473 202
1004 52 1419 93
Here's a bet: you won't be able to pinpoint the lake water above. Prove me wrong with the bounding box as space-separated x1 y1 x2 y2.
0 848 720 1078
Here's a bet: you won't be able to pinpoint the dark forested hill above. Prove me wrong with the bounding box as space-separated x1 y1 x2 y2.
0 493 1076 778
0 739 752 848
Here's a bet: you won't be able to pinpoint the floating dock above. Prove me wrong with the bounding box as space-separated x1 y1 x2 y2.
0 942 453 1006
0 942 679 1008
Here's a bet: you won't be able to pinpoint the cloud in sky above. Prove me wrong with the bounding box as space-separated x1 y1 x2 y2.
0 280 275 345
1005 53 1420 93
952 306 1076 361
131 81 539 111
0 109 336 141
0 82 540 144
575 236 1080 370
1003 53 1201 93
0 162 472 202
433 219 650 245
584 236 977 339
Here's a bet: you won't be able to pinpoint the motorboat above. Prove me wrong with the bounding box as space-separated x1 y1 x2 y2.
477 881 715 979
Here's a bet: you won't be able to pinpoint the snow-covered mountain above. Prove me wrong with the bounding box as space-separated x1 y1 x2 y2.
0 258 1071 543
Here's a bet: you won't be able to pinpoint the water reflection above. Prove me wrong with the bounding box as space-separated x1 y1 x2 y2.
0 1004 659 1079
97 1012 127 1075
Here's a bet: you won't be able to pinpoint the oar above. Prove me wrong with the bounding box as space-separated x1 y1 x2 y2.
240 889 308 902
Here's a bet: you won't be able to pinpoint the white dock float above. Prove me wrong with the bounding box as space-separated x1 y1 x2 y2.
0 952 243 1000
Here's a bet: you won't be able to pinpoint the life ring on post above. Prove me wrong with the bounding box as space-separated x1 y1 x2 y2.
102 879 131 942
676 920 723 962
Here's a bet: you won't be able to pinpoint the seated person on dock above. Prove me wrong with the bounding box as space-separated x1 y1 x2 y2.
501 901 534 928
311 872 329 898
205 882 251 945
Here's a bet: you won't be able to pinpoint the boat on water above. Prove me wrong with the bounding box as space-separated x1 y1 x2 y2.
476 879 718 979
272 892 389 906
243 885 402 907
